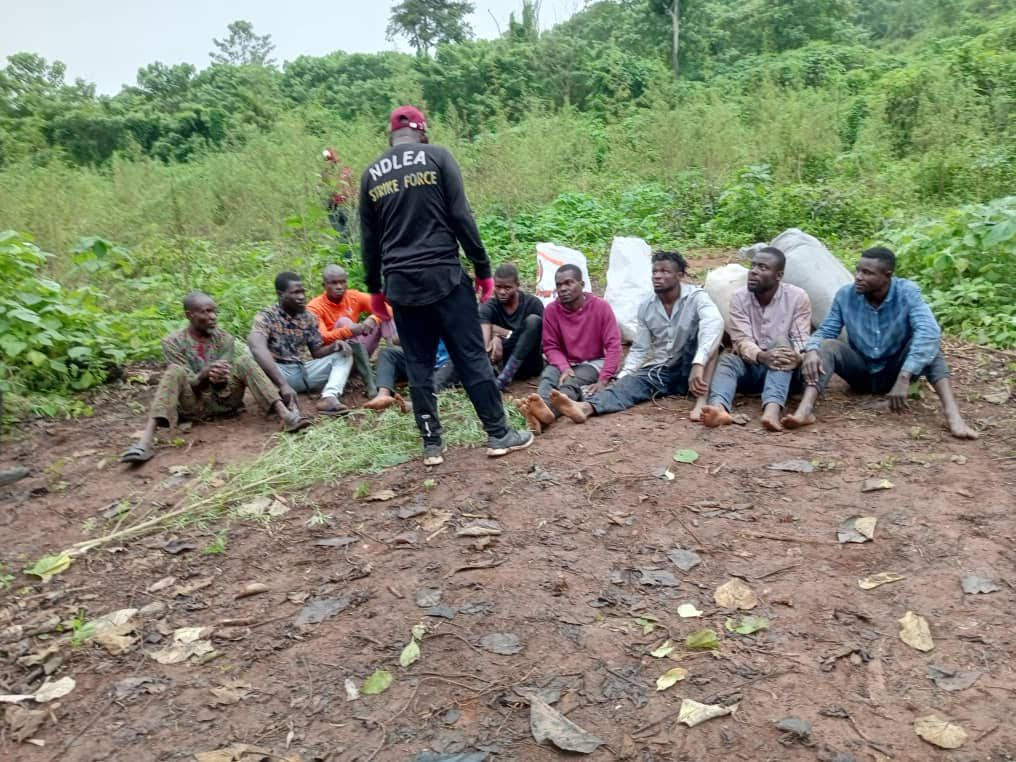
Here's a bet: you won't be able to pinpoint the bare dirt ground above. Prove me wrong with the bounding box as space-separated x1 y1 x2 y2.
2 263 1015 762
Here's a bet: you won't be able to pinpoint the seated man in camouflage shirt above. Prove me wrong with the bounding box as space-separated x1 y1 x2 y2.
120 291 307 464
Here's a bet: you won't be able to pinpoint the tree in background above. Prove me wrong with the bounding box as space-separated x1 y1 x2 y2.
209 20 276 67
650 0 681 74
387 0 476 56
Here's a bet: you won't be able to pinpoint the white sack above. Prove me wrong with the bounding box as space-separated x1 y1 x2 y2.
604 237 654 342
770 228 852 327
534 243 592 305
704 263 749 331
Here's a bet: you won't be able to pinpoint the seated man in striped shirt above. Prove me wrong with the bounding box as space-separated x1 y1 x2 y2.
700 246 811 431
782 247 978 439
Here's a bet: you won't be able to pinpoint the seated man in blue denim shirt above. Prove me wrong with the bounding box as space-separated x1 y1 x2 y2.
782 247 977 439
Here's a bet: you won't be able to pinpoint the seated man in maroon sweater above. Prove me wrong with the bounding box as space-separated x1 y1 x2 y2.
518 265 622 433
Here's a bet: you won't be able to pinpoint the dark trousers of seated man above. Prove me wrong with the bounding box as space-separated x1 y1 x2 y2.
812 338 950 394
537 363 601 417
391 274 510 447
708 338 801 412
375 346 458 395
582 341 697 415
495 313 545 380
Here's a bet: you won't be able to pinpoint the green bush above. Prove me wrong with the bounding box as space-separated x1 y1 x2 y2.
887 196 1016 347
0 231 127 415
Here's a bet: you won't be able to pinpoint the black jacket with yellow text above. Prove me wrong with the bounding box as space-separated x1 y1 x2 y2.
359 143 491 305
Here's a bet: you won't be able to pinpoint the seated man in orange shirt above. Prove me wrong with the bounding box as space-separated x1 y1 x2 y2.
307 264 386 397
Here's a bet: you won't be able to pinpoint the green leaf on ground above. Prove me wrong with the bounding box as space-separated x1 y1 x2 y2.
650 640 675 658
362 669 393 695
725 615 770 635
635 616 659 635
673 449 699 464
399 638 420 667
23 553 72 582
686 628 719 650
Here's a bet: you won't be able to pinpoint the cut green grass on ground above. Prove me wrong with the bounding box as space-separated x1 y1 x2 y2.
54 392 525 559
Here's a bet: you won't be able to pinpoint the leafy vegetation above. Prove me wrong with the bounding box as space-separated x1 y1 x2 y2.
0 0 1013 418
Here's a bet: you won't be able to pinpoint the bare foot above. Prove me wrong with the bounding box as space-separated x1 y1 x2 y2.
689 398 707 422
395 393 410 414
780 412 816 430
700 405 733 428
761 403 784 432
526 393 555 425
948 417 979 440
549 390 588 423
514 398 543 434
364 392 398 411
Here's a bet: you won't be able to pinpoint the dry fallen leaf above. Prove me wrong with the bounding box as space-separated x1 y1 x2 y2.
344 678 360 702
148 576 176 593
677 603 703 618
914 714 967 749
366 488 398 502
5 705 46 743
149 626 215 664
678 699 737 727
861 478 894 492
714 579 758 610
32 676 75 702
195 744 274 762
530 696 603 753
837 515 878 543
655 667 689 691
858 572 905 590
209 682 251 706
898 611 934 652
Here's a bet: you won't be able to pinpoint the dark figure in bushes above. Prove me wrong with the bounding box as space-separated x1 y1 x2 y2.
782 247 978 440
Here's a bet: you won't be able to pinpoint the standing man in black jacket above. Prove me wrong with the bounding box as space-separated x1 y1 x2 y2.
359 105 533 465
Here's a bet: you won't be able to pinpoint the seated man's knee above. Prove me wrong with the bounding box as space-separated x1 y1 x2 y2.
925 352 950 384
522 314 542 331
163 365 189 383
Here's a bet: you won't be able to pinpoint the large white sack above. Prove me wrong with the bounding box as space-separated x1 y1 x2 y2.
604 237 654 342
534 243 592 305
704 263 748 331
770 229 852 327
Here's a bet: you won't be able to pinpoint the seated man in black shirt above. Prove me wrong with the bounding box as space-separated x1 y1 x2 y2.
480 263 545 390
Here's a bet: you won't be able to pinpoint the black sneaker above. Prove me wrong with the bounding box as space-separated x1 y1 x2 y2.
486 429 534 457
423 442 447 466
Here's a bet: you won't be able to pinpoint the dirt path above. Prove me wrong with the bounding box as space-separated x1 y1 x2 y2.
2 280 1015 761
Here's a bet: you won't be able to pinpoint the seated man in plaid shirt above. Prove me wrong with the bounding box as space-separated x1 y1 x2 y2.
782 247 978 439
249 272 355 416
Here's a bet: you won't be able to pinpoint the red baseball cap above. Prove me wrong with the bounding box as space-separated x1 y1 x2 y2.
390 105 428 134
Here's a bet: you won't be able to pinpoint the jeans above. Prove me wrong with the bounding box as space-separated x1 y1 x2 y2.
814 339 949 394
497 314 545 379
537 362 601 417
708 353 800 410
391 275 509 445
375 346 457 394
278 353 353 398
586 339 697 416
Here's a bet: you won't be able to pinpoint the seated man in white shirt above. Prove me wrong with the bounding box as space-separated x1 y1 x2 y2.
551 251 724 423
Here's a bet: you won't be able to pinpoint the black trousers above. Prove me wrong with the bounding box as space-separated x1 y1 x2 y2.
497 313 545 379
391 277 509 445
